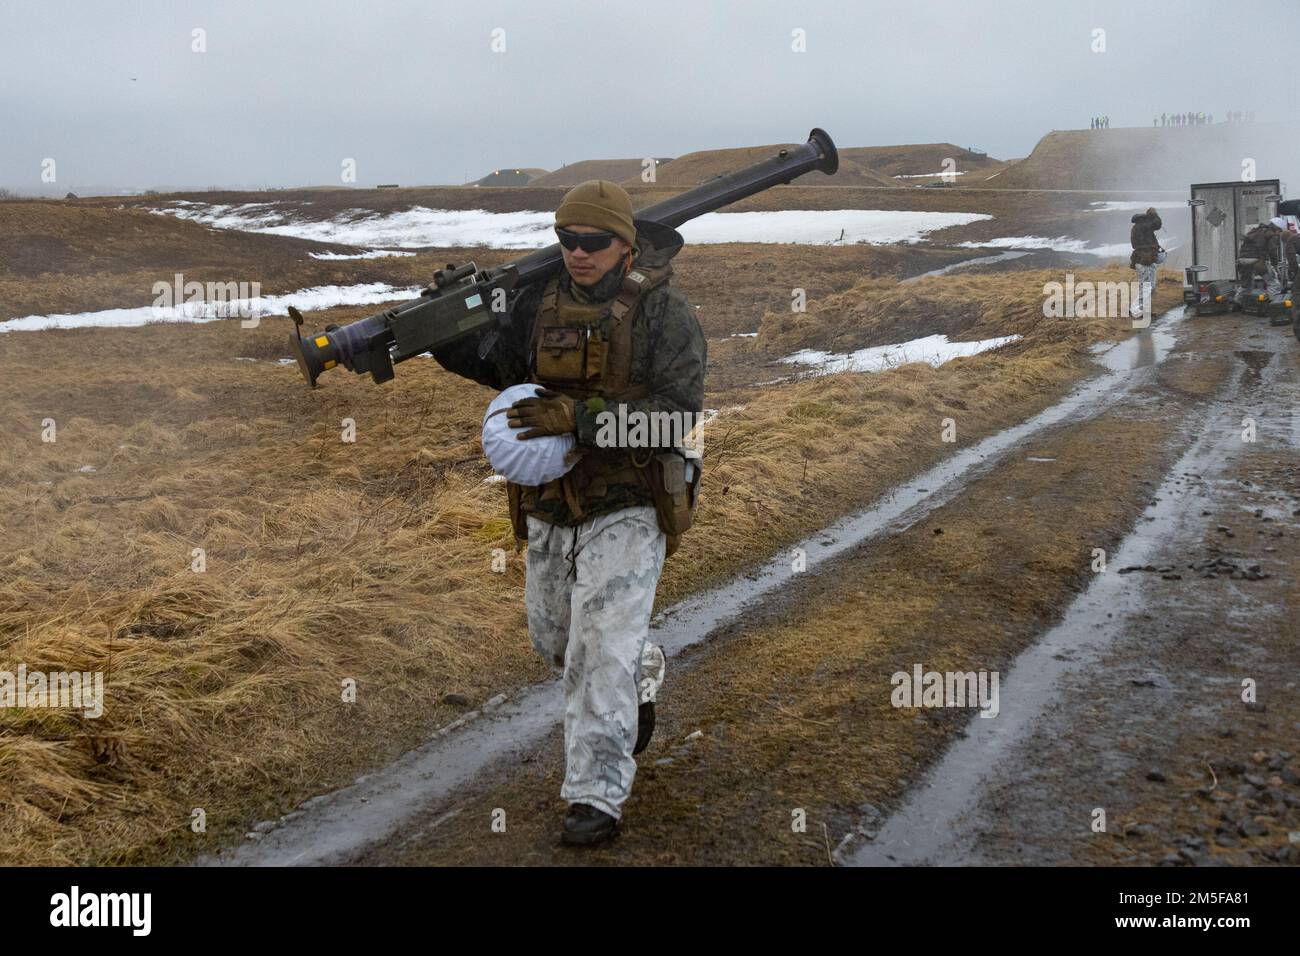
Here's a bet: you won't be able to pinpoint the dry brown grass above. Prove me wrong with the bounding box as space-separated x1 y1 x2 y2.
0 254 1156 864
0 376 532 862
757 266 1185 355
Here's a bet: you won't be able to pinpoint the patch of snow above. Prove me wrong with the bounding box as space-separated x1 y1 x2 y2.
1 282 420 333
308 249 417 260
150 202 991 249
780 333 1021 377
893 171 967 179
156 202 562 249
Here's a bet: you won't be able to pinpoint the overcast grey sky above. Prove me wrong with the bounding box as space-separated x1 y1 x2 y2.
2 0 1296 192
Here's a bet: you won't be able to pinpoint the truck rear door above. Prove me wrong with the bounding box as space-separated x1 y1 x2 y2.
1191 183 1238 282
1189 180 1280 282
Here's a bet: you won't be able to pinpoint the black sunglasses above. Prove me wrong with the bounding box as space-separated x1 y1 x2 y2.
556 227 617 253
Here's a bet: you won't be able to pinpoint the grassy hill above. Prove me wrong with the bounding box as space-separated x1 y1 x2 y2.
985 124 1297 190
843 143 1003 181
627 141 896 188
528 159 654 188
468 168 549 187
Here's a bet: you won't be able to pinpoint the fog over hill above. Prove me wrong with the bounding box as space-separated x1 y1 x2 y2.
994 124 1297 192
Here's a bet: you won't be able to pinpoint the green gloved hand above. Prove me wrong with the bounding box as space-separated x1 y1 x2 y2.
507 388 576 440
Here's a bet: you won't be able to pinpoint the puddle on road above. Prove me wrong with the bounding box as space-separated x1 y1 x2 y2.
1233 349 1275 389
1089 311 1182 372
212 309 1189 867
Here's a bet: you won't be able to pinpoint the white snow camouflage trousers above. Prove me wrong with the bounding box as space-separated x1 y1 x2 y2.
1131 262 1157 319
524 505 667 819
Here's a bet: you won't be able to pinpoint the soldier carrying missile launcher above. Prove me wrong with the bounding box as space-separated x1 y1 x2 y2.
285 129 838 845
434 180 704 845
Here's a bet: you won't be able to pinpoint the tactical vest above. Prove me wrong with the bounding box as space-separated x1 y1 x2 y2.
532 262 670 401
505 260 699 554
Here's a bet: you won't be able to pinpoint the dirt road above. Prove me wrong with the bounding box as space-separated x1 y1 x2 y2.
852 325 1300 867
207 307 1299 867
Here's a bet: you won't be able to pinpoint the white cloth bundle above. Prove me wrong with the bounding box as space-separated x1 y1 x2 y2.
481 383 577 485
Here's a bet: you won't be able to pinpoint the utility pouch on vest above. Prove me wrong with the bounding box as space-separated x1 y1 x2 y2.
538 324 607 384
646 452 700 537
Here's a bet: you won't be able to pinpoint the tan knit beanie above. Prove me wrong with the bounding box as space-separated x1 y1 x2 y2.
555 179 636 245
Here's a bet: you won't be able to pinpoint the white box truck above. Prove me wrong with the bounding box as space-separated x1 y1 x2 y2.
1182 179 1283 315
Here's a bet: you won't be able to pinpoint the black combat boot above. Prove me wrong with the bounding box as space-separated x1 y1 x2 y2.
561 803 617 845
633 700 655 755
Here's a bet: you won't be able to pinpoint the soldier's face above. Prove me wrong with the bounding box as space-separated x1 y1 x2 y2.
561 225 630 284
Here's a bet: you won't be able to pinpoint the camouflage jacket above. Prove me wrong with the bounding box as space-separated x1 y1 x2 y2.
432 219 706 526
